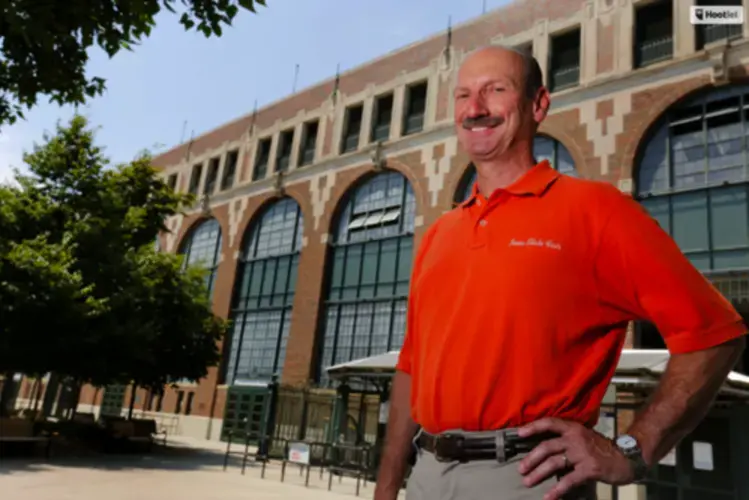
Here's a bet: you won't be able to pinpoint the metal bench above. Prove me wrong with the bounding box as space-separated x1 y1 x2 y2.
0 418 53 458
104 418 167 451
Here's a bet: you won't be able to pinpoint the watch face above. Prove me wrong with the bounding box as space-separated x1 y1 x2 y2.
616 435 638 450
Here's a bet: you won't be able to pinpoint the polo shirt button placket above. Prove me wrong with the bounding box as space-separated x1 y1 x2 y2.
470 214 490 249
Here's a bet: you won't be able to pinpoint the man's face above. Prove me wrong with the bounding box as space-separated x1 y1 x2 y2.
454 48 547 162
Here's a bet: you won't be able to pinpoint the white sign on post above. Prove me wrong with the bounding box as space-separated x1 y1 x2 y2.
693 441 714 471
379 401 390 424
288 441 311 465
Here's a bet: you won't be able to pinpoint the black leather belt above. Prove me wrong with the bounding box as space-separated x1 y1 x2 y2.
417 429 558 463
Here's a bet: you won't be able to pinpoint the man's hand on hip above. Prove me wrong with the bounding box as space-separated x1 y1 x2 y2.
516 418 634 500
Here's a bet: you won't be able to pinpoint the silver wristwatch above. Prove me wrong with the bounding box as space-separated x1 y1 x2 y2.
615 434 649 483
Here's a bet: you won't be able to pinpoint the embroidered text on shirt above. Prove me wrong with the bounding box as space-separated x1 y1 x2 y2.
509 238 562 250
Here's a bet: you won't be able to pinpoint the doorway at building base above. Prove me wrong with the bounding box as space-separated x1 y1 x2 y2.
220 385 273 445
100 384 127 417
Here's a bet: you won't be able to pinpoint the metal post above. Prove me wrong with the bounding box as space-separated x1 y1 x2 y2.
241 432 251 475
612 404 619 500
223 430 232 471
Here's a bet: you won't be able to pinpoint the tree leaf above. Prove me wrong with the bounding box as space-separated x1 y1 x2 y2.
0 0 266 127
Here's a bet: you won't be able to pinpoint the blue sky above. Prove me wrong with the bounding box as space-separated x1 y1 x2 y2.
0 0 512 183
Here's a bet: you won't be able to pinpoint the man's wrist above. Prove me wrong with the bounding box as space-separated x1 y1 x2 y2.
614 434 650 484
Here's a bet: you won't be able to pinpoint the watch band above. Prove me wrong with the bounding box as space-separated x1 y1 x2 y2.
627 453 649 483
615 434 649 483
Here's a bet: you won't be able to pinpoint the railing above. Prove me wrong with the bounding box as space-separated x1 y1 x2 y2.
222 429 272 477
222 435 376 497
635 36 673 68
371 124 390 143
549 65 580 92
326 442 372 496
341 134 359 153
272 387 334 447
252 161 268 181
403 114 424 135
275 156 290 173
699 23 742 48
299 147 315 166
135 411 179 437
279 440 333 486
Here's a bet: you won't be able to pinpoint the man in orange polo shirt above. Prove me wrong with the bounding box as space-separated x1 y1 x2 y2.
373 46 747 500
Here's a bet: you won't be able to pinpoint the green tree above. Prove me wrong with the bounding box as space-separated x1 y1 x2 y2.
0 0 267 125
0 179 103 380
0 115 227 398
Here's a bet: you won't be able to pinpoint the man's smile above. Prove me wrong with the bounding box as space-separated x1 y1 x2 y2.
462 115 504 132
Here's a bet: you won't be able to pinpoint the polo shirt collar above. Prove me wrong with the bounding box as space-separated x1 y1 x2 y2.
460 160 560 208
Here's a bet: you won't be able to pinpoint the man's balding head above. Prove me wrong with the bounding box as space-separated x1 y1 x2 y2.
461 45 544 101
453 45 550 165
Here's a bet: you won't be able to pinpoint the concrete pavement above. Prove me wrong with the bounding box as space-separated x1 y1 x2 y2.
0 436 406 500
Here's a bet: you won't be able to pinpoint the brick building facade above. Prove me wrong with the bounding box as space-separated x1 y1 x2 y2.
20 0 749 445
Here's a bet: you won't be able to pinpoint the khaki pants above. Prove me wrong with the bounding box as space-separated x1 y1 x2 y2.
407 431 597 500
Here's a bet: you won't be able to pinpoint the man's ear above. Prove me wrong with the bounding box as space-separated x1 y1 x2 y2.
533 87 551 125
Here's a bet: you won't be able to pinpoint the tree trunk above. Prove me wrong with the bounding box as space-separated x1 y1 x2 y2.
128 384 137 420
69 380 81 420
28 379 39 409
0 371 16 417
33 381 43 413
41 372 61 419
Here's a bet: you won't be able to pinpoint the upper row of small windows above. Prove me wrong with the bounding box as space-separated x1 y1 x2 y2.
165 149 239 196
251 119 319 181
168 0 743 193
542 0 743 92
341 81 428 155
251 80 429 181
633 0 742 69
168 80 428 193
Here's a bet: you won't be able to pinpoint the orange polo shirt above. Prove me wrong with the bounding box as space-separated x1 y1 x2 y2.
396 160 747 434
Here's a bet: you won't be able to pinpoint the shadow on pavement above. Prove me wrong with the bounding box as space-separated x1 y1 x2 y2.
0 444 258 475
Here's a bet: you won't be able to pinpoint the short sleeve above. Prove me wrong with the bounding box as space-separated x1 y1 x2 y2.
593 191 746 354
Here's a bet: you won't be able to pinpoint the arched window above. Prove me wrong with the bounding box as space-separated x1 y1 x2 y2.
634 85 749 361
636 85 749 272
318 171 416 383
179 218 222 297
455 136 577 203
533 135 576 176
225 198 303 384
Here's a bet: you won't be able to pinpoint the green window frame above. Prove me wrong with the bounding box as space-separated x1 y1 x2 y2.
636 84 749 273
318 171 416 384
225 198 303 384
179 218 222 298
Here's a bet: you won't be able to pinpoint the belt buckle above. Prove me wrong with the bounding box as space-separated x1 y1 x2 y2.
434 433 462 463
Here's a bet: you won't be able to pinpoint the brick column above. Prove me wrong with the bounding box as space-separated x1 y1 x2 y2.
197 204 237 421
282 230 328 386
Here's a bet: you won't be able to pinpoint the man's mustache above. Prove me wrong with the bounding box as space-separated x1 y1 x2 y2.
462 115 503 129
